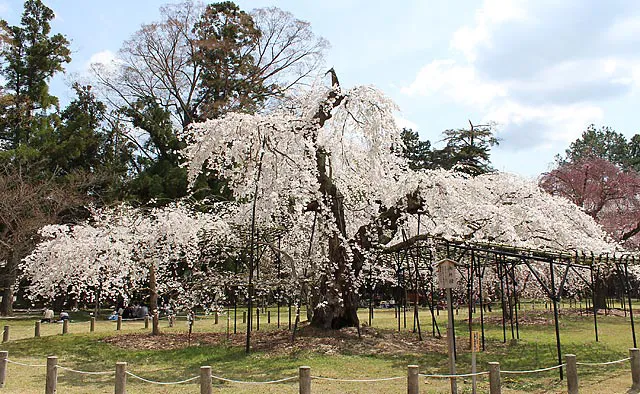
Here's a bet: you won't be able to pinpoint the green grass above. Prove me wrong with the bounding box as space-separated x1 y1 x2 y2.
0 306 637 393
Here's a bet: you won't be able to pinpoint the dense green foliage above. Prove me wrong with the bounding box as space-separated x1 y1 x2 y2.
401 123 498 175
558 124 640 171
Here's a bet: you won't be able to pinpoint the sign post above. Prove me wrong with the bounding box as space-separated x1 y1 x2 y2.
471 331 481 394
438 259 458 394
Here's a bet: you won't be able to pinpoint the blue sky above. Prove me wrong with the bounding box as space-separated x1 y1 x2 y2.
2 0 639 177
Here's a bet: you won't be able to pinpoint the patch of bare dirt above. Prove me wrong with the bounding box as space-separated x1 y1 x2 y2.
102 323 452 356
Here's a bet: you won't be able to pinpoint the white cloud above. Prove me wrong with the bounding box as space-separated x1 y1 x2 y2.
606 15 640 41
87 50 117 67
486 101 604 149
450 0 528 62
402 0 640 152
393 113 418 131
84 50 121 75
401 59 507 107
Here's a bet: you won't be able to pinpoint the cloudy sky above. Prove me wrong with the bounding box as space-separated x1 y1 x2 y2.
2 0 639 177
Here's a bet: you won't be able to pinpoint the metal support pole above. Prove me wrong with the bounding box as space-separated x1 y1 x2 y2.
446 287 457 394
478 265 486 351
590 266 599 342
624 263 637 348
498 259 507 343
550 261 564 380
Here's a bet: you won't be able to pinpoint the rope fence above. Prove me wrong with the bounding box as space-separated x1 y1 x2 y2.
56 365 113 375
5 359 46 368
125 371 199 385
0 348 637 393
311 375 404 382
501 364 566 374
210 374 297 384
576 357 631 366
419 371 490 378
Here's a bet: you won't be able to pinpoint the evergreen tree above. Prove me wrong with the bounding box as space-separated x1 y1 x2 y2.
193 2 266 120
437 121 498 176
559 124 630 168
46 84 107 174
400 128 434 171
0 0 71 161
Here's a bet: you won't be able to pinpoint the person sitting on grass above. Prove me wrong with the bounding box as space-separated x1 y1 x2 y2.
41 308 54 323
59 310 69 322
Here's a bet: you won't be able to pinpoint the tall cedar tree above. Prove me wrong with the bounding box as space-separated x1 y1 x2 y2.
439 122 498 176
0 0 70 159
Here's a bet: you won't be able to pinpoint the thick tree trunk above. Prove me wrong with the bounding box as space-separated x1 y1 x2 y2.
306 72 425 329
0 251 19 316
310 231 361 329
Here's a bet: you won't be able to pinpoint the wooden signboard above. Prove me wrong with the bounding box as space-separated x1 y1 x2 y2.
471 331 481 352
437 259 457 289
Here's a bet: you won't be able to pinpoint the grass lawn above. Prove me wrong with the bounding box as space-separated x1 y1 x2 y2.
0 305 637 393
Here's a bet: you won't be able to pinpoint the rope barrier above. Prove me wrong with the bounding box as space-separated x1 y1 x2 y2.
1 351 635 387
501 364 566 374
576 357 631 366
56 365 113 375
419 371 490 378
210 374 298 384
6 359 46 368
312 375 404 382
125 371 199 385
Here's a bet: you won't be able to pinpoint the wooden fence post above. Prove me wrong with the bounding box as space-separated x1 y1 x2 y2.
115 362 127 394
35 321 41 337
2 326 8 343
214 313 218 325
268 311 271 324
631 348 640 391
62 320 69 335
299 366 311 394
407 365 419 394
90 317 95 332
200 366 212 394
489 362 501 394
144 315 149 329
243 312 246 323
566 354 578 394
117 316 122 331
45 356 57 394
0 351 7 388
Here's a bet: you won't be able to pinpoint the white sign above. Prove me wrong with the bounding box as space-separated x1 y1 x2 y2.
437 259 457 289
